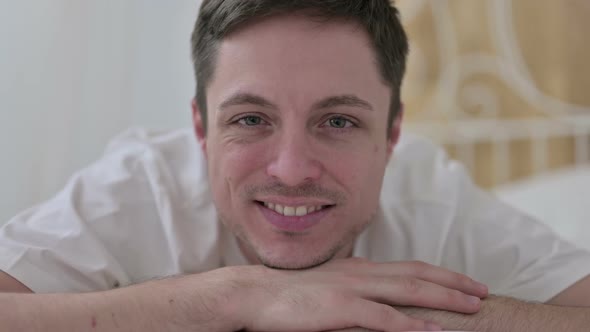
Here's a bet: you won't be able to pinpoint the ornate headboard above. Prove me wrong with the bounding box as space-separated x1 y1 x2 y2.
397 0 590 188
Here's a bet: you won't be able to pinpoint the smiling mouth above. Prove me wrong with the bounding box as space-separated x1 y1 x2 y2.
255 201 334 217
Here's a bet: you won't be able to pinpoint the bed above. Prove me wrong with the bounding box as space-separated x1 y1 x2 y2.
398 0 590 250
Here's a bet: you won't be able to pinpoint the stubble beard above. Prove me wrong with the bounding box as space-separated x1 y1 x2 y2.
219 208 377 270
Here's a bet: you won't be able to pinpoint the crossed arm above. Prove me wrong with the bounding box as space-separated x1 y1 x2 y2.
334 275 590 332
396 290 590 331
1 261 590 332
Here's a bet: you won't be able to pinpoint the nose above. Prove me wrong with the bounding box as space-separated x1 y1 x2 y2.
266 131 323 186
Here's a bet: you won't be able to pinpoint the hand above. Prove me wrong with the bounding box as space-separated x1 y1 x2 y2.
226 258 488 332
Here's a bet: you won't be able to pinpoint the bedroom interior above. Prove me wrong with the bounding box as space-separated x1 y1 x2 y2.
398 0 590 249
0 0 588 250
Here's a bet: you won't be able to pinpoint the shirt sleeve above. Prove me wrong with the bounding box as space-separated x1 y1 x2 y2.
0 140 169 293
440 160 590 303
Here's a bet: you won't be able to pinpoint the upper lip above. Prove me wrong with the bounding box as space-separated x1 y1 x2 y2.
255 197 335 206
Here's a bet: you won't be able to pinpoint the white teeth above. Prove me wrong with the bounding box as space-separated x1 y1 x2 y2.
283 206 295 216
295 206 307 216
262 202 326 217
275 204 284 214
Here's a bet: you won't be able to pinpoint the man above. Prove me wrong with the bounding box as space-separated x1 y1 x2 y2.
1 1 589 331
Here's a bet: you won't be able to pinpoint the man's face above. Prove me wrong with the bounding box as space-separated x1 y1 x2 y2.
194 14 400 269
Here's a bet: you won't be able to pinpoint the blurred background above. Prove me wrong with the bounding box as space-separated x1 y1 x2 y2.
396 0 590 248
398 0 590 187
1 1 589 246
0 0 200 223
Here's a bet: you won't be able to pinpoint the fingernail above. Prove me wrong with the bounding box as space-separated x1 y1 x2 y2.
425 321 442 331
467 295 481 305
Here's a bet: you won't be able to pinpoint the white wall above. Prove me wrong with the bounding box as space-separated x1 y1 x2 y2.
0 0 201 223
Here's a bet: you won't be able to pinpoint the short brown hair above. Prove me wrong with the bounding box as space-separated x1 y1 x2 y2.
191 0 409 136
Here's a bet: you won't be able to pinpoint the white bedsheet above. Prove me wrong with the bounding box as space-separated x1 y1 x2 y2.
493 166 590 251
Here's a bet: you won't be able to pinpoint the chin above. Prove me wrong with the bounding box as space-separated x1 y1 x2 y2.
221 207 372 270
258 250 336 270
251 237 348 270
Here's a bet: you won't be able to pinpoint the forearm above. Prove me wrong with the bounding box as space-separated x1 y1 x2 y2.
398 295 590 331
3 290 149 331
0 274 237 332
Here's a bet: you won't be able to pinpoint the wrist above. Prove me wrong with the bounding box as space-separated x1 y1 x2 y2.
163 266 255 331
207 265 276 331
203 266 261 331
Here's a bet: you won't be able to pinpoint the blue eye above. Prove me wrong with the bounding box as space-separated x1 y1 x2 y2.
325 116 354 129
238 115 265 126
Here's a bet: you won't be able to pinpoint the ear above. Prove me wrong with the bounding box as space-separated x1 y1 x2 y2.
192 98 207 158
386 103 403 157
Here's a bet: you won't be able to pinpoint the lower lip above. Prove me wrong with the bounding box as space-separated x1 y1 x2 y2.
257 204 330 232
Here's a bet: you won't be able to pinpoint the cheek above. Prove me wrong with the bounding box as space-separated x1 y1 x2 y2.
208 140 269 190
326 142 388 195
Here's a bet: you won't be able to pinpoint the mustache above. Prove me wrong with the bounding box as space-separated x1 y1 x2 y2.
243 182 346 204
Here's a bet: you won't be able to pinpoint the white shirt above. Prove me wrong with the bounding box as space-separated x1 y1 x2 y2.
1 127 589 302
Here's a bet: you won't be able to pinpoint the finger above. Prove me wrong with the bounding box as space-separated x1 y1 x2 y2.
368 261 488 298
351 275 481 314
246 292 432 332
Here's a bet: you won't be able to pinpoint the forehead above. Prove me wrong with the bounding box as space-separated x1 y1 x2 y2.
206 14 390 111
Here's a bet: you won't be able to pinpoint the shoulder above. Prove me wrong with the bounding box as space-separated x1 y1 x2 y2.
382 132 469 207
87 127 208 201
358 134 470 262
42 127 210 223
102 126 203 175
0 128 217 291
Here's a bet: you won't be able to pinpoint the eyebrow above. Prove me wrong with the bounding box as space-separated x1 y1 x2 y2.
219 92 278 111
312 94 374 112
218 92 374 112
